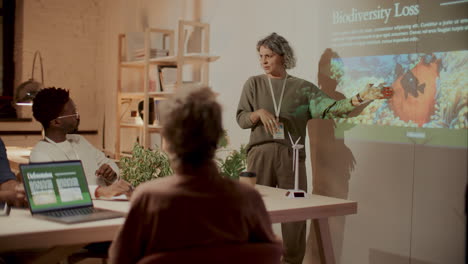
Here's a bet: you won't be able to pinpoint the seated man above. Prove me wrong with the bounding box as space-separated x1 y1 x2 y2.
29 87 131 198
109 87 280 264
0 137 25 206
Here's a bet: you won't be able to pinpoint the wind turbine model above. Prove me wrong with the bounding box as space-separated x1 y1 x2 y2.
286 132 307 198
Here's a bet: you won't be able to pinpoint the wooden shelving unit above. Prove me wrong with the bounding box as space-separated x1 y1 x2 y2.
115 20 219 159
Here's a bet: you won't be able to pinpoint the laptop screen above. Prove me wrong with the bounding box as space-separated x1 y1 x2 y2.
21 160 93 213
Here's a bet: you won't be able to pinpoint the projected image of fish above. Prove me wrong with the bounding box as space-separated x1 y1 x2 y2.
330 51 467 129
389 54 440 126
400 70 425 99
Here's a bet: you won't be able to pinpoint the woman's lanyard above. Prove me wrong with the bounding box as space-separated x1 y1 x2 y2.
44 136 79 160
267 74 288 121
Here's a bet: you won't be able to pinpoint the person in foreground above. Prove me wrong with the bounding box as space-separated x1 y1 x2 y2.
0 137 26 206
0 138 27 263
29 87 132 198
237 33 392 264
109 87 280 264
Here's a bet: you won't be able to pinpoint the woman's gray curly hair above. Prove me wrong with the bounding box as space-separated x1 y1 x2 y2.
160 86 223 170
256 32 296 69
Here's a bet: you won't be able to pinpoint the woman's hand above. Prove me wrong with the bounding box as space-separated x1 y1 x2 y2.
250 109 278 135
360 83 394 101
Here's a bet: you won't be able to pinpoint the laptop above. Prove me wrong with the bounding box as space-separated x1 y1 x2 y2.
20 160 125 224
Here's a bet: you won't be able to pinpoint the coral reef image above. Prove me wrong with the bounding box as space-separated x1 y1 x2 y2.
331 51 467 129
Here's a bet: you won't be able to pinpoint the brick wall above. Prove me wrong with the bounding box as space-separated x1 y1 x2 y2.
4 0 106 147
20 0 105 130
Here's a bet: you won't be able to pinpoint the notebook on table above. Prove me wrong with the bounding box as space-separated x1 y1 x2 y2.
20 160 125 224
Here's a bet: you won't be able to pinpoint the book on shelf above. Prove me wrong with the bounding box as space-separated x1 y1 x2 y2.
133 48 169 60
153 100 161 126
157 65 177 92
161 83 176 93
125 32 169 61
149 66 160 92
156 67 202 92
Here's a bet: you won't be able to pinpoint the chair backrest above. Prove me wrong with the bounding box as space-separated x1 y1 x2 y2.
136 242 283 264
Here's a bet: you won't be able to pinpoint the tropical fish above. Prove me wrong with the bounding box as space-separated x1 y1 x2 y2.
401 70 425 98
389 54 441 127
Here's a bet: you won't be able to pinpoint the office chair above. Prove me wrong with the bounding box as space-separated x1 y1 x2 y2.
137 242 283 264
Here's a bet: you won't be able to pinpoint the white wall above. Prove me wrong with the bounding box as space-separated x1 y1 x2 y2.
202 0 321 150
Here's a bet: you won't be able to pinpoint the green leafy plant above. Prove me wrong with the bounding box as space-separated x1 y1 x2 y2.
120 131 247 185
217 144 247 180
216 131 247 180
120 143 173 187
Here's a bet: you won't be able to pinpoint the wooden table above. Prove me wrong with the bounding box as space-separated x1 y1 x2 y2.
0 185 357 264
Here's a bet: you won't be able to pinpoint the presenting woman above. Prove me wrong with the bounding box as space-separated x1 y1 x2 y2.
236 32 391 264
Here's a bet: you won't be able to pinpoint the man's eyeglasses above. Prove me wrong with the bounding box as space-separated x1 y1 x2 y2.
56 113 80 119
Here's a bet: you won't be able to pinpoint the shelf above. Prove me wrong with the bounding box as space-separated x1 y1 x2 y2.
120 91 173 99
120 53 220 67
160 53 220 63
120 123 162 131
115 22 217 159
119 152 132 158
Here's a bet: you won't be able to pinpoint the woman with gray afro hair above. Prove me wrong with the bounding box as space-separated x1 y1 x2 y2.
237 32 393 264
256 32 296 69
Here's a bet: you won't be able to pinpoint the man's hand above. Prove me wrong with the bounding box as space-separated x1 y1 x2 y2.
0 184 27 207
250 109 279 136
95 164 117 184
96 179 133 198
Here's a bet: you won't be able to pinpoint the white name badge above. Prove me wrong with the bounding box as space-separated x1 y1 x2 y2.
273 122 285 139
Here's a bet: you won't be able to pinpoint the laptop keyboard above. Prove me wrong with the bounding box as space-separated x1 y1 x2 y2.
42 207 101 218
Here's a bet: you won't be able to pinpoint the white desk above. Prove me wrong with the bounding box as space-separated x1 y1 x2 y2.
0 185 357 264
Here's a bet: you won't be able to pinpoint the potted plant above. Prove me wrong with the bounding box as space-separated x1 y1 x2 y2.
216 131 247 180
217 145 247 180
120 131 248 186
119 143 173 187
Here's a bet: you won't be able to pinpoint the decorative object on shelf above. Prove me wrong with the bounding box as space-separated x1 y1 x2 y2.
138 98 155 124
120 143 172 187
14 51 44 118
123 109 143 125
